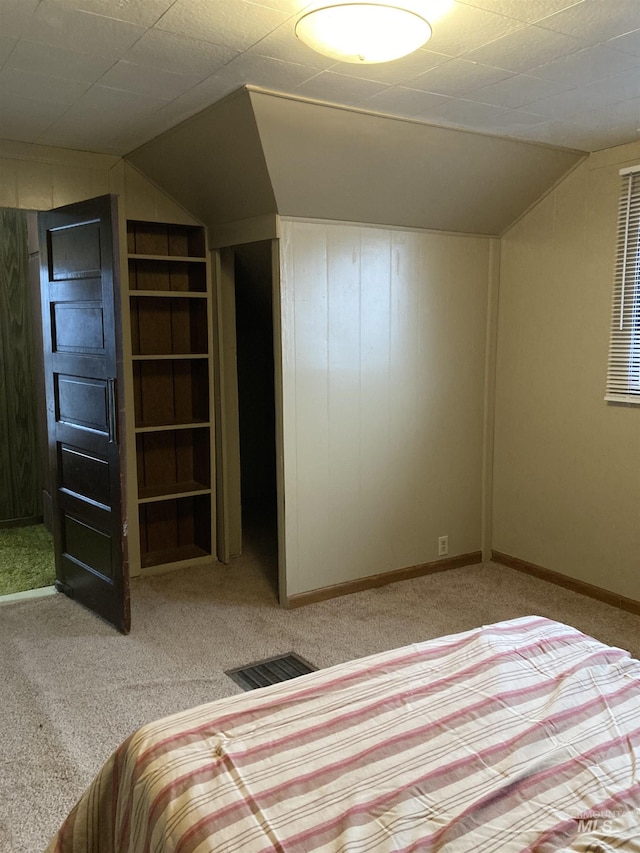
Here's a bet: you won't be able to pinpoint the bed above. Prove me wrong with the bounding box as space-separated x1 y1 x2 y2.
46 615 640 852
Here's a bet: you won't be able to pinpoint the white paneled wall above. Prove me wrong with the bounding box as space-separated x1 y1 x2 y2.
280 219 490 596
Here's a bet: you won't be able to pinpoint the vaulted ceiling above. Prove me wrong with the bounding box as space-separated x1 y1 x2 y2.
1 0 638 156
127 88 584 236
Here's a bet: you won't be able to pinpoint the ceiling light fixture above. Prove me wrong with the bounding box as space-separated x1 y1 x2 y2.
295 3 432 64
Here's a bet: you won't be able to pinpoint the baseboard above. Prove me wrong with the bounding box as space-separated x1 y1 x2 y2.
0 515 44 530
0 585 56 606
287 552 482 608
492 551 640 617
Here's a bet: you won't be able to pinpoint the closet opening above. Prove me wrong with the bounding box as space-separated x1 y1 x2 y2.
233 241 278 595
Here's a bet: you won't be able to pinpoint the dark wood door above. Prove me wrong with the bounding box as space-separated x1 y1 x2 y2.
39 195 130 633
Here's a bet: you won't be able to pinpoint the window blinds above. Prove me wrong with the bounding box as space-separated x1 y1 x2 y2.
605 165 640 404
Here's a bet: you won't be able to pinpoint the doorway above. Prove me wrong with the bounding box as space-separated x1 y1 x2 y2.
1 198 129 629
233 241 278 593
0 207 54 596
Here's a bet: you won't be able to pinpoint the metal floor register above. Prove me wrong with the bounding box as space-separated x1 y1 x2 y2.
226 653 317 691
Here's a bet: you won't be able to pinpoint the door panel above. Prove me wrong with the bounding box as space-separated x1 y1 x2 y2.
57 375 110 433
63 515 113 579
49 221 102 279
53 302 105 352
39 194 130 633
59 445 111 508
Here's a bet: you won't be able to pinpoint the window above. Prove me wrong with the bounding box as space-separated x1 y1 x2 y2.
605 165 640 404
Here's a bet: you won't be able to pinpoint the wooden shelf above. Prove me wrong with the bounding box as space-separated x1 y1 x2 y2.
130 295 208 356
141 544 211 569
133 359 209 428
127 220 206 258
138 495 212 568
132 354 209 361
128 258 207 293
136 428 211 498
139 483 211 503
129 253 206 263
129 290 207 299
135 418 209 431
135 421 210 433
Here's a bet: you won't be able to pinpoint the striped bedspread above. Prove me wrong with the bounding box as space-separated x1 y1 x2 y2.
46 616 640 852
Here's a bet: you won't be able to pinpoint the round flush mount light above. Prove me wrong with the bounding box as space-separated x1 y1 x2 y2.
295 3 432 64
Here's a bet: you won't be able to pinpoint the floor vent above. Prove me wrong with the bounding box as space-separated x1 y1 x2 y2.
226 653 317 691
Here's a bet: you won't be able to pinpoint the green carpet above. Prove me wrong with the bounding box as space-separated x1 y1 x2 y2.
0 524 55 596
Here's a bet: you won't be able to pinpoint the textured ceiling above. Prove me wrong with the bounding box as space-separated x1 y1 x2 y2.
0 0 638 156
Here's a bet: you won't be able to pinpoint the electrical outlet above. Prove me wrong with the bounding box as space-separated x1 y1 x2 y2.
438 535 449 557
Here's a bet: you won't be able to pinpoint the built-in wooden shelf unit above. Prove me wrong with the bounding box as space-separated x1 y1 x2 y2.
138 495 212 569
126 219 214 571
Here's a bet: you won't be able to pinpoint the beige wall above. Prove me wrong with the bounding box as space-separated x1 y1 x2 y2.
0 139 196 223
0 140 116 210
279 218 491 597
493 140 640 601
